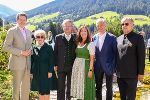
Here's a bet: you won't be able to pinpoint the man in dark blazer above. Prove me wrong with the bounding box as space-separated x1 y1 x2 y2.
54 19 76 100
92 18 117 100
117 17 145 100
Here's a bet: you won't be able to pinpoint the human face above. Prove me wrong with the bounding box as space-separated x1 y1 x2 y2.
96 21 106 33
48 32 52 37
80 27 88 41
35 34 45 45
63 21 73 35
121 19 133 34
17 15 27 28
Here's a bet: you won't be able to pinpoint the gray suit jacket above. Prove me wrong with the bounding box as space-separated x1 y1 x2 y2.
3 26 32 70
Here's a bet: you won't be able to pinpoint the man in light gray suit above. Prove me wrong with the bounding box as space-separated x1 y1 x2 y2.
3 12 32 100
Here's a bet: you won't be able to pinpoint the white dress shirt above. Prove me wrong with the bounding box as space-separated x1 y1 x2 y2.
98 32 107 51
64 33 71 41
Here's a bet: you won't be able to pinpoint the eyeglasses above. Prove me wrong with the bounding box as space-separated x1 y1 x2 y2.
36 36 44 39
121 23 129 26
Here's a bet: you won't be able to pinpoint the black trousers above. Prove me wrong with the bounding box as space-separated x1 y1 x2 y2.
57 71 72 100
117 78 138 100
95 71 113 100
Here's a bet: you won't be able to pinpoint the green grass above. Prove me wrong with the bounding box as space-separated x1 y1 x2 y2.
27 12 60 24
26 12 60 31
26 11 150 31
74 11 150 27
26 24 37 31
74 11 119 27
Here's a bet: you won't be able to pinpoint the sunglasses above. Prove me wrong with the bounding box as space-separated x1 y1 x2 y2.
36 36 44 39
121 23 129 26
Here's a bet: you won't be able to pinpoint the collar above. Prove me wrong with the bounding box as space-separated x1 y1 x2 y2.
64 33 71 38
36 42 45 47
99 32 107 38
19 27 25 31
124 31 134 37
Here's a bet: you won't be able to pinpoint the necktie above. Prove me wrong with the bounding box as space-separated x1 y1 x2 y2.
123 35 127 45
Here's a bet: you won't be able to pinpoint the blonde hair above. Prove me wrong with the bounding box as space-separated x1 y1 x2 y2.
34 30 46 39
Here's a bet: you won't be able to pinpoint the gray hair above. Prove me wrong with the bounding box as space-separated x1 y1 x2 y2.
34 30 46 39
96 18 106 27
121 17 134 25
62 19 73 26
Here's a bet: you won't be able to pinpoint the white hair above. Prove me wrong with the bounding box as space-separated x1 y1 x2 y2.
121 17 134 25
96 18 106 27
62 19 73 26
34 30 46 39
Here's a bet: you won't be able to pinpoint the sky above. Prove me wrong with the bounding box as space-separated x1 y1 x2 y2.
0 0 54 11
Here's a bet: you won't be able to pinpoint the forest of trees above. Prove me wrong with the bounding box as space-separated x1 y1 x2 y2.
27 0 150 21
7 0 150 23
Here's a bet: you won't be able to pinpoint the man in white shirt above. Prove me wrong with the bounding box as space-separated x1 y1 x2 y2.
54 19 76 100
92 18 117 100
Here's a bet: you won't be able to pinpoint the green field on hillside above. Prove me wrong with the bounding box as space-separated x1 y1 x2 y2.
74 11 119 27
74 11 150 27
27 11 150 30
27 12 59 24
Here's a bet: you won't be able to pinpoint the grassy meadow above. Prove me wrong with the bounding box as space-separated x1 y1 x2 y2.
27 12 60 24
26 11 150 30
74 11 150 27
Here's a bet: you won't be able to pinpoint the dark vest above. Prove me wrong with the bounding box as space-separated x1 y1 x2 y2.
63 37 75 67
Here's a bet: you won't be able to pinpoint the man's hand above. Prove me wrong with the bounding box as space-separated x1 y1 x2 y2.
54 66 58 71
138 74 144 81
48 72 52 78
30 74 33 79
21 50 32 57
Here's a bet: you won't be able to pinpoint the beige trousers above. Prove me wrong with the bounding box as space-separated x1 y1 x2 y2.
11 68 30 100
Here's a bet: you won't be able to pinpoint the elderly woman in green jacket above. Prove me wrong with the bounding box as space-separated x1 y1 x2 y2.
30 30 57 100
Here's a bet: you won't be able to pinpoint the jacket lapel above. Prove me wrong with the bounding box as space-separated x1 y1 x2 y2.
16 26 26 43
117 35 124 45
93 34 99 47
25 29 30 44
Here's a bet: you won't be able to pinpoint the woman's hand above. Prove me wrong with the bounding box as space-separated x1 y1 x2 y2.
30 74 33 79
48 72 52 78
88 70 93 79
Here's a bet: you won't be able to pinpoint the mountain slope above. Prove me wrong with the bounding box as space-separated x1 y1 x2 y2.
7 0 150 22
26 0 150 23
0 4 17 18
74 11 150 27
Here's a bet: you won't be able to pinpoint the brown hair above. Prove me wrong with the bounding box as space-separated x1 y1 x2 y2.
76 25 91 45
16 12 27 20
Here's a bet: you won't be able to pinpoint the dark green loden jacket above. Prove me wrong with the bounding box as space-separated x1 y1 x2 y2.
31 43 57 92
